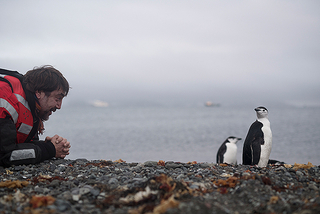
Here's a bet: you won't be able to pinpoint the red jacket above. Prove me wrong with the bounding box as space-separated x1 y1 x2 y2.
0 68 56 167
0 74 34 144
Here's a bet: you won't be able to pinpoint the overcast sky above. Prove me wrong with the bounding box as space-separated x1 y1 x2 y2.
1 0 319 107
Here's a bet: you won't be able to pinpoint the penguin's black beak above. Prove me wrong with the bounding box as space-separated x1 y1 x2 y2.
254 108 260 111
238 138 242 140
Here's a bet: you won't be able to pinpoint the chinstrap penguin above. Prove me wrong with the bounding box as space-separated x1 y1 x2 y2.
268 159 285 165
242 106 272 167
217 136 242 165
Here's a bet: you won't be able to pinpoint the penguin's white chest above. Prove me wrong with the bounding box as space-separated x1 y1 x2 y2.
258 119 272 167
224 143 237 164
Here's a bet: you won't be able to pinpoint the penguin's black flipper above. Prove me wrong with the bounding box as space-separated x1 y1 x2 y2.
252 138 262 165
216 143 226 164
243 141 252 165
243 120 263 165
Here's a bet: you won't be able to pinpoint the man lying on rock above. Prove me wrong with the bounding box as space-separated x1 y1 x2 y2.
0 65 71 167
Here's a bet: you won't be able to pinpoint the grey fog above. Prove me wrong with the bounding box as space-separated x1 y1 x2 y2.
1 0 319 108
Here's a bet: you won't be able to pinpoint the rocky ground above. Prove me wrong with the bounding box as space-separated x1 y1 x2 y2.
0 159 319 214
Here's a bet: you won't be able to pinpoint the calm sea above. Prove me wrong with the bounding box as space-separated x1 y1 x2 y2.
43 103 320 165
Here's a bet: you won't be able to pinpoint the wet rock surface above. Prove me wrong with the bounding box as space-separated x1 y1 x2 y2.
0 159 319 213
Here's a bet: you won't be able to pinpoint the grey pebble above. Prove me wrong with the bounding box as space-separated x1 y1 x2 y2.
55 199 72 212
108 177 118 185
165 162 181 169
144 161 158 167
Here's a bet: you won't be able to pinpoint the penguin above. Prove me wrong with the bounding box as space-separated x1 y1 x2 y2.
242 106 272 167
216 136 242 164
268 159 285 165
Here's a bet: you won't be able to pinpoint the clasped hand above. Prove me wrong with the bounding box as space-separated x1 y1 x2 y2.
45 135 71 158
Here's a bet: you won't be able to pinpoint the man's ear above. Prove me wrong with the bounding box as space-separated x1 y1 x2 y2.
35 91 44 99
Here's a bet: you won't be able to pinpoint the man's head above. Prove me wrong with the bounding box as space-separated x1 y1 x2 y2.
23 65 69 121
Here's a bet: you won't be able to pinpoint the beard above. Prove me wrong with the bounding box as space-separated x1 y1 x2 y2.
38 108 56 121
38 111 50 121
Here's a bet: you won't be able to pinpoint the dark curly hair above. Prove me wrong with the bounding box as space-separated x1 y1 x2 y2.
23 65 69 96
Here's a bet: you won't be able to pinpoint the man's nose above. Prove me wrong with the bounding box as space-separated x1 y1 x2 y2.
56 100 62 109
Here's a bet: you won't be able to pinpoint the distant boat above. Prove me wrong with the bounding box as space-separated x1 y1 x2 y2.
92 100 109 107
205 101 220 107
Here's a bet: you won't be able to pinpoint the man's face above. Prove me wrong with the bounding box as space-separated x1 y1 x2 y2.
36 89 65 121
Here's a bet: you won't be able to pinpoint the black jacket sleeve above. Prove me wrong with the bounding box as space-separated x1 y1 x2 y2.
0 117 56 167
